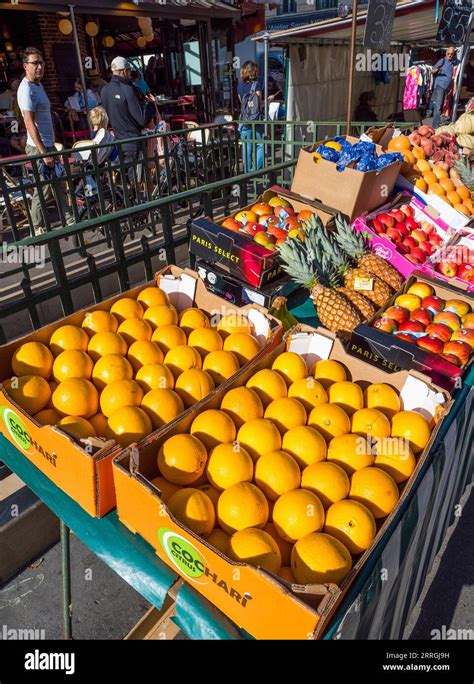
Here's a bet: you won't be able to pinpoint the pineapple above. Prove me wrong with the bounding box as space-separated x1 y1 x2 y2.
333 215 403 292
278 218 362 335
454 157 474 192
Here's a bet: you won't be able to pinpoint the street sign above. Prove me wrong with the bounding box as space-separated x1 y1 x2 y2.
363 0 397 51
437 0 473 46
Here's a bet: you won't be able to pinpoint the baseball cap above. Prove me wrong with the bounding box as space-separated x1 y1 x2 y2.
111 56 130 71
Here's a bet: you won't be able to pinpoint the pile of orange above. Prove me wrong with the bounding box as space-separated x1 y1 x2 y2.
147 350 433 586
410 162 472 215
5 286 262 448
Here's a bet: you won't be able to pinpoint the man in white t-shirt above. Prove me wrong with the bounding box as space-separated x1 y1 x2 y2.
17 46 72 234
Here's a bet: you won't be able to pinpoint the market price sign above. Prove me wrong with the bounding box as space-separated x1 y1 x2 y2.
364 0 397 51
437 0 473 46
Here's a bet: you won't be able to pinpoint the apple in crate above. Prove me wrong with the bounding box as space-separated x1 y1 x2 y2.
403 236 417 250
443 341 471 366
451 328 474 350
251 203 272 216
410 247 426 263
422 295 445 313
269 197 290 208
371 218 385 234
430 234 443 248
393 332 417 344
384 306 410 324
439 353 462 367
274 205 295 219
407 282 435 299
395 293 422 312
395 222 409 237
400 204 414 218
420 221 435 235
410 308 433 326
437 261 458 278
411 229 427 244
458 264 474 282
222 218 242 232
244 222 266 236
425 323 453 343
399 320 425 334
386 227 403 242
461 313 474 330
444 299 471 318
388 209 405 223
373 317 398 333
377 213 395 229
235 210 258 224
420 242 434 256
433 311 461 332
416 336 443 354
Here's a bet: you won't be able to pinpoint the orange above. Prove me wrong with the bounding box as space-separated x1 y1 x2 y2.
135 363 174 392
127 340 164 372
255 450 301 501
158 434 207 485
217 482 269 534
220 387 263 428
364 383 401 419
373 436 416 483
439 177 455 192
117 318 152 346
328 381 364 416
217 312 252 338
57 415 96 440
81 310 118 337
52 378 99 418
423 171 437 185
416 159 430 173
432 166 449 180
246 368 287 407
227 528 281 573
301 461 350 509
278 567 295 583
288 377 328 411
414 177 428 192
34 408 61 426
282 425 327 468
49 325 89 356
92 354 134 390
223 333 261 365
178 308 210 335
272 352 308 386
308 403 351 442
52 350 93 383
412 147 426 161
110 297 143 323
324 500 376 555
206 528 229 554
349 466 399 519
143 305 178 329
164 345 202 379
264 522 293 566
272 489 325 543
47 381 58 408
264 397 306 434
167 488 215 538
150 475 180 503
447 191 462 206
89 413 109 438
236 418 281 462
141 388 184 429
391 410 431 454
202 350 240 385
137 286 169 309
427 183 446 197
197 483 221 508
188 328 223 358
12 342 53 379
291 532 352 585
87 331 127 362
387 134 411 152
312 359 347 389
206 443 253 490
327 433 374 475
190 409 236 450
351 408 391 439
175 369 215 407
5 375 51 415
454 203 472 216
457 185 470 201
151 324 187 354
107 406 152 447
100 379 143 418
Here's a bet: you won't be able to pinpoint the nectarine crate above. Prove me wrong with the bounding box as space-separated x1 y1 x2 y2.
112 325 451 640
348 273 474 392
291 136 402 222
189 185 338 289
352 191 456 280
420 230 474 294
0 265 283 518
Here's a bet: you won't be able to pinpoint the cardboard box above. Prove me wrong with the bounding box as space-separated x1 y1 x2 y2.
0 266 282 518
348 272 473 391
194 259 301 309
291 136 402 221
353 191 455 279
420 230 474 293
190 186 337 289
113 327 450 640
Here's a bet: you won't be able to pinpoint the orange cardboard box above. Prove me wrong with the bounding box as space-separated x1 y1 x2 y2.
0 265 282 518
113 326 451 639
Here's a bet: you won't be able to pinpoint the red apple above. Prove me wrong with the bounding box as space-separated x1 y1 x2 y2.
395 222 410 237
406 255 420 264
222 218 242 232
410 308 433 326
437 261 458 278
411 229 428 244
373 317 398 333
416 336 443 354
400 204 414 218
433 311 461 332
457 264 474 282
420 242 434 256
422 295 445 313
430 234 443 247
404 217 420 231
410 247 427 263
371 218 385 234
399 320 425 333
451 328 474 350
421 221 435 235
384 306 410 324
393 332 417 344
386 227 403 242
403 236 417 250
388 209 405 223
425 323 453 343
397 244 410 255
244 221 266 236
444 299 471 318
443 340 471 366
439 352 462 367
377 213 395 229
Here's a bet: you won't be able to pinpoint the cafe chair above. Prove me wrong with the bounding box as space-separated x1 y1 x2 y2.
170 95 198 130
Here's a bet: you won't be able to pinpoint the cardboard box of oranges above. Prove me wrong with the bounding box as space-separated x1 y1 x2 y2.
0 265 282 518
112 325 451 639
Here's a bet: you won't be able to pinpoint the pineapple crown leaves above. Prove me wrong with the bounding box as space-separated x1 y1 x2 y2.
454 157 474 190
333 213 368 260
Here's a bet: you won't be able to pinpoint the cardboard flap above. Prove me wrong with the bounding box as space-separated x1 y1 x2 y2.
287 331 334 368
400 375 447 422
246 308 271 343
158 271 198 310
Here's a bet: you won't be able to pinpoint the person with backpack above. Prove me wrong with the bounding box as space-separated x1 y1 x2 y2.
431 46 459 129
238 61 264 172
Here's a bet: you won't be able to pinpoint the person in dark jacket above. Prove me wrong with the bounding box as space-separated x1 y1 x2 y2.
354 91 378 123
101 56 149 184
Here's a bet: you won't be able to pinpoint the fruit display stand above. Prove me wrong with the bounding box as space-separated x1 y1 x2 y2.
420 230 474 293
